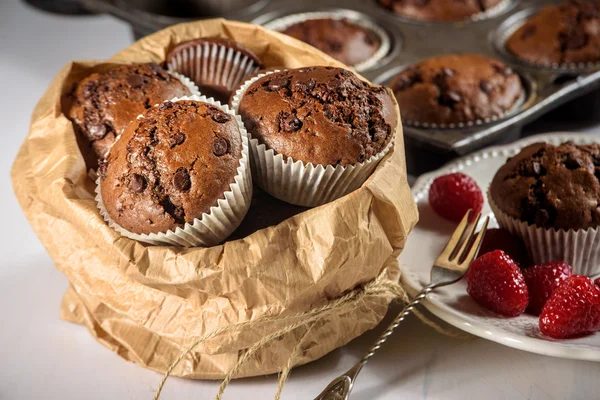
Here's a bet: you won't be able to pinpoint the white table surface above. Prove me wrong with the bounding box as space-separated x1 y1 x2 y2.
2 1 600 399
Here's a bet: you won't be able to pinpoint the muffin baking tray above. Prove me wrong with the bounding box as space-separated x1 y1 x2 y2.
79 0 600 159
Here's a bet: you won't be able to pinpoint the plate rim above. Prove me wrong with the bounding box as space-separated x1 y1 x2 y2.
401 131 600 361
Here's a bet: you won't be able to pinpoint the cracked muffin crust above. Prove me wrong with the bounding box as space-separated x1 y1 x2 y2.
100 100 243 235
281 18 382 67
389 54 523 126
237 67 396 166
68 63 192 169
376 0 503 21
490 142 600 231
506 0 600 66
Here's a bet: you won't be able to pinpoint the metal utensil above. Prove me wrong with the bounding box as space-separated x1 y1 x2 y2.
314 209 490 400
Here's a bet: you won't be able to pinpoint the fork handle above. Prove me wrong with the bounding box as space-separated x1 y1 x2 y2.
314 285 434 400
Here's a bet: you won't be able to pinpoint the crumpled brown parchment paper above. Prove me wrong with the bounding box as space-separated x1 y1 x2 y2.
11 19 418 379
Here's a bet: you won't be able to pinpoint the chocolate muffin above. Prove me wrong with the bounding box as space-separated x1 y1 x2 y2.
490 141 600 231
376 0 504 21
389 54 523 126
506 0 600 66
166 37 264 104
237 67 396 166
100 100 243 235
68 63 192 168
280 18 382 67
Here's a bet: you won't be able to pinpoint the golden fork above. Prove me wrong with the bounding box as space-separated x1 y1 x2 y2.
314 210 490 400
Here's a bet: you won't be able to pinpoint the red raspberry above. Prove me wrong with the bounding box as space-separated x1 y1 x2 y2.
522 261 573 315
467 250 529 317
540 276 600 339
478 228 530 267
595 277 600 288
429 172 483 222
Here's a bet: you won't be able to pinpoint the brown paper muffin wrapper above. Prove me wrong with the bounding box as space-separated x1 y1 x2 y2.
166 40 262 98
489 190 600 276
262 10 391 72
231 70 395 207
96 94 253 247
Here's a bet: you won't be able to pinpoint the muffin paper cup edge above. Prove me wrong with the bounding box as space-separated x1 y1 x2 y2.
166 42 262 96
168 71 201 96
231 70 395 207
262 10 391 72
488 189 600 276
96 94 253 247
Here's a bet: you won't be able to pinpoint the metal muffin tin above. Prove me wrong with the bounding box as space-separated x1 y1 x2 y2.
79 0 600 163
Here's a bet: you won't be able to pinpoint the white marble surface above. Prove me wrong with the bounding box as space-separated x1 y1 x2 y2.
2 1 600 399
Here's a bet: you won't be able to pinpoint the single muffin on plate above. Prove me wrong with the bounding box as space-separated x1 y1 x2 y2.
489 141 600 275
232 66 397 206
376 0 504 21
506 0 600 67
68 63 195 169
98 97 252 247
389 54 524 127
166 37 264 104
280 18 384 69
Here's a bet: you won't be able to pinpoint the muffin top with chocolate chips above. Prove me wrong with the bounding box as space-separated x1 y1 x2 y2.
281 18 382 67
68 63 192 169
100 100 242 235
237 67 396 166
490 142 600 231
389 54 523 126
506 0 600 66
376 0 504 21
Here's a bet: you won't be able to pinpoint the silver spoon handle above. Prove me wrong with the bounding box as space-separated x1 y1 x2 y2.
314 285 433 400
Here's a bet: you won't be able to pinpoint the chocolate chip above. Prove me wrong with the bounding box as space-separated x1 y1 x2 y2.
525 161 544 177
393 75 413 91
267 77 290 91
295 79 315 92
88 123 107 140
159 101 173 111
282 115 303 133
479 80 493 94
441 67 455 77
130 173 146 193
173 168 191 191
439 91 462 108
170 132 185 147
532 162 542 176
564 153 583 170
492 63 513 76
562 31 588 51
126 74 144 88
97 160 108 180
212 112 231 123
535 208 551 226
211 137 229 156
520 25 537 40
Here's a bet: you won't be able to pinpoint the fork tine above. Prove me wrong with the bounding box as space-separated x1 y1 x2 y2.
451 212 482 262
459 216 490 269
438 210 472 262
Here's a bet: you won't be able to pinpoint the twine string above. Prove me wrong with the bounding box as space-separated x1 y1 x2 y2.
153 271 470 400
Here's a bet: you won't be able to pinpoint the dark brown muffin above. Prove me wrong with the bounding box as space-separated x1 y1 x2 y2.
166 37 264 104
490 141 600 231
376 0 503 21
68 63 192 169
389 54 523 126
281 18 382 67
100 100 242 235
506 0 600 66
237 67 396 166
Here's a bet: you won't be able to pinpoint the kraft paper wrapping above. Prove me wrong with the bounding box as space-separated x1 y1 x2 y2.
11 19 418 379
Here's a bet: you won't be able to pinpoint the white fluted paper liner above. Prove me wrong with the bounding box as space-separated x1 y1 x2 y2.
167 71 201 96
262 10 391 72
488 190 600 276
166 40 262 97
231 70 395 207
96 94 253 247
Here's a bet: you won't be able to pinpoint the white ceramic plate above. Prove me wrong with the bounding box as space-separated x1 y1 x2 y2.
399 132 600 361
